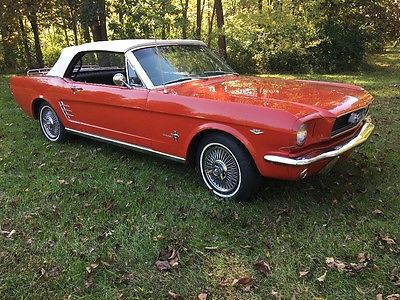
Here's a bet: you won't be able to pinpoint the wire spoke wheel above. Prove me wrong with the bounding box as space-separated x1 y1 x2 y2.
39 104 65 142
41 107 60 139
200 143 241 197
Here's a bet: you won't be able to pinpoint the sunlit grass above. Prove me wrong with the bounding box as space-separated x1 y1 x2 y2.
0 49 399 299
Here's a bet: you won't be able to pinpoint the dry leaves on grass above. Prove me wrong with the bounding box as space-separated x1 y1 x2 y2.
372 209 383 215
325 252 373 273
390 268 400 287
299 267 310 278
387 294 400 300
316 271 327 282
0 229 16 238
231 276 253 292
198 293 208 300
377 233 397 245
37 266 61 279
155 246 180 271
254 260 272 276
168 291 184 299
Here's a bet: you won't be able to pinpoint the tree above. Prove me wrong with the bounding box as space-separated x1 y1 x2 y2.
214 0 227 59
80 0 108 41
196 0 206 39
180 0 189 39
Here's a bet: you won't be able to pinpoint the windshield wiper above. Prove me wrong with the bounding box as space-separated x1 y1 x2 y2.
202 70 239 76
162 77 193 85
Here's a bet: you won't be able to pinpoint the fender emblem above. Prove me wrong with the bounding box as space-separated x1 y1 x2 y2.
163 130 180 141
250 129 264 135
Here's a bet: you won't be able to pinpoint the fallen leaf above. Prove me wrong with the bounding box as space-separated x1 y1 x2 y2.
377 233 397 245
155 246 180 271
155 260 171 271
232 276 253 291
153 234 164 241
84 276 93 289
48 266 60 277
382 237 397 245
299 268 310 278
198 293 207 300
325 257 335 266
387 294 399 300
326 254 373 273
7 229 16 238
232 276 252 286
219 279 231 286
372 209 383 215
317 271 327 282
254 260 272 276
271 290 280 299
168 291 184 299
390 268 400 287
376 294 383 300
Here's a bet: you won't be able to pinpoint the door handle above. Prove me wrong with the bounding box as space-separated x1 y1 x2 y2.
70 86 83 93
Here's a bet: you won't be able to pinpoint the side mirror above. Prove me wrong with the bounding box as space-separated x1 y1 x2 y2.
113 73 129 87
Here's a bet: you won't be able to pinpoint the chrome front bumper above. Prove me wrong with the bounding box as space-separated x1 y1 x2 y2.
264 117 374 166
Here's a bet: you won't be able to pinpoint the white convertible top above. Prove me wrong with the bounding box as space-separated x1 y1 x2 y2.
48 39 205 77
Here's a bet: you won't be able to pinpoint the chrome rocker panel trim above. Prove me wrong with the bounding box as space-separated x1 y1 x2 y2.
65 128 186 163
264 117 374 166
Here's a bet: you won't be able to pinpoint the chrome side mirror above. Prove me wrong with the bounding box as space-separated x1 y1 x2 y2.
113 73 129 88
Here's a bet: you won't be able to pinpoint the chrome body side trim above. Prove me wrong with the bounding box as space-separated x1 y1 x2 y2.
59 101 74 119
264 117 374 166
65 128 186 163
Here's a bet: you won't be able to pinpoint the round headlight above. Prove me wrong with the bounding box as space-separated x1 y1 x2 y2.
296 123 308 145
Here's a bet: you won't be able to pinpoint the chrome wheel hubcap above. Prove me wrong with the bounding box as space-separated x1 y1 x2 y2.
201 144 240 195
41 107 60 140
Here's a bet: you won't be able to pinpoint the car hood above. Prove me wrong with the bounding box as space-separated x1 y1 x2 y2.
164 75 373 118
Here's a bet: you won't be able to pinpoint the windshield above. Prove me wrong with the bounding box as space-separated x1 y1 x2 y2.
133 45 236 86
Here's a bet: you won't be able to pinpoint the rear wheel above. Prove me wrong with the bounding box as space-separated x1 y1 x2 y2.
39 102 67 142
196 133 262 201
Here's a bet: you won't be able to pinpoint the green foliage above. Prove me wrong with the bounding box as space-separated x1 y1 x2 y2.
0 0 399 73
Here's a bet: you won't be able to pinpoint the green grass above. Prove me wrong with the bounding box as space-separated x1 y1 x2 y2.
1 49 399 300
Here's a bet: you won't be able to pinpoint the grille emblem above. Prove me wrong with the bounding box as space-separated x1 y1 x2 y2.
348 111 363 124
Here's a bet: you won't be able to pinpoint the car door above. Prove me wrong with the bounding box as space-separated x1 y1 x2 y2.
59 51 151 148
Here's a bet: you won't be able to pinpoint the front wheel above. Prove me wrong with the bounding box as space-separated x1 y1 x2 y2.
196 133 262 201
39 102 67 142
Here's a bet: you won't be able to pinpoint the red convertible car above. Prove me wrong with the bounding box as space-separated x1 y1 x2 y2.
10 39 374 201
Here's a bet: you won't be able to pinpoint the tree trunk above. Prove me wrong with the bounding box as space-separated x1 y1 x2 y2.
90 0 108 41
82 25 91 43
180 0 189 39
18 16 33 68
196 0 206 39
0 25 15 71
28 12 44 68
207 3 216 47
214 0 227 59
62 17 70 46
258 0 263 13
69 8 78 45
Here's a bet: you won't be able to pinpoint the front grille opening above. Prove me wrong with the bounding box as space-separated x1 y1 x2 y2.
331 106 368 136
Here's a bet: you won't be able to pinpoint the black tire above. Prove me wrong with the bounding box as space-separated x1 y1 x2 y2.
196 133 262 201
38 102 67 143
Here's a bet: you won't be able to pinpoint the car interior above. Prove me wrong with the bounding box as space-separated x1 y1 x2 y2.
67 51 142 87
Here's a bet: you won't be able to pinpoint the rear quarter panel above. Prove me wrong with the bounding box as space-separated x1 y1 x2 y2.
9 76 67 119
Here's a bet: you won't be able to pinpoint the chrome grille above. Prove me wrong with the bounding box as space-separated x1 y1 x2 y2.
331 106 369 136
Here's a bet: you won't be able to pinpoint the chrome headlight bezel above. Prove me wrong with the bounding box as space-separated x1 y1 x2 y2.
296 123 308 146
